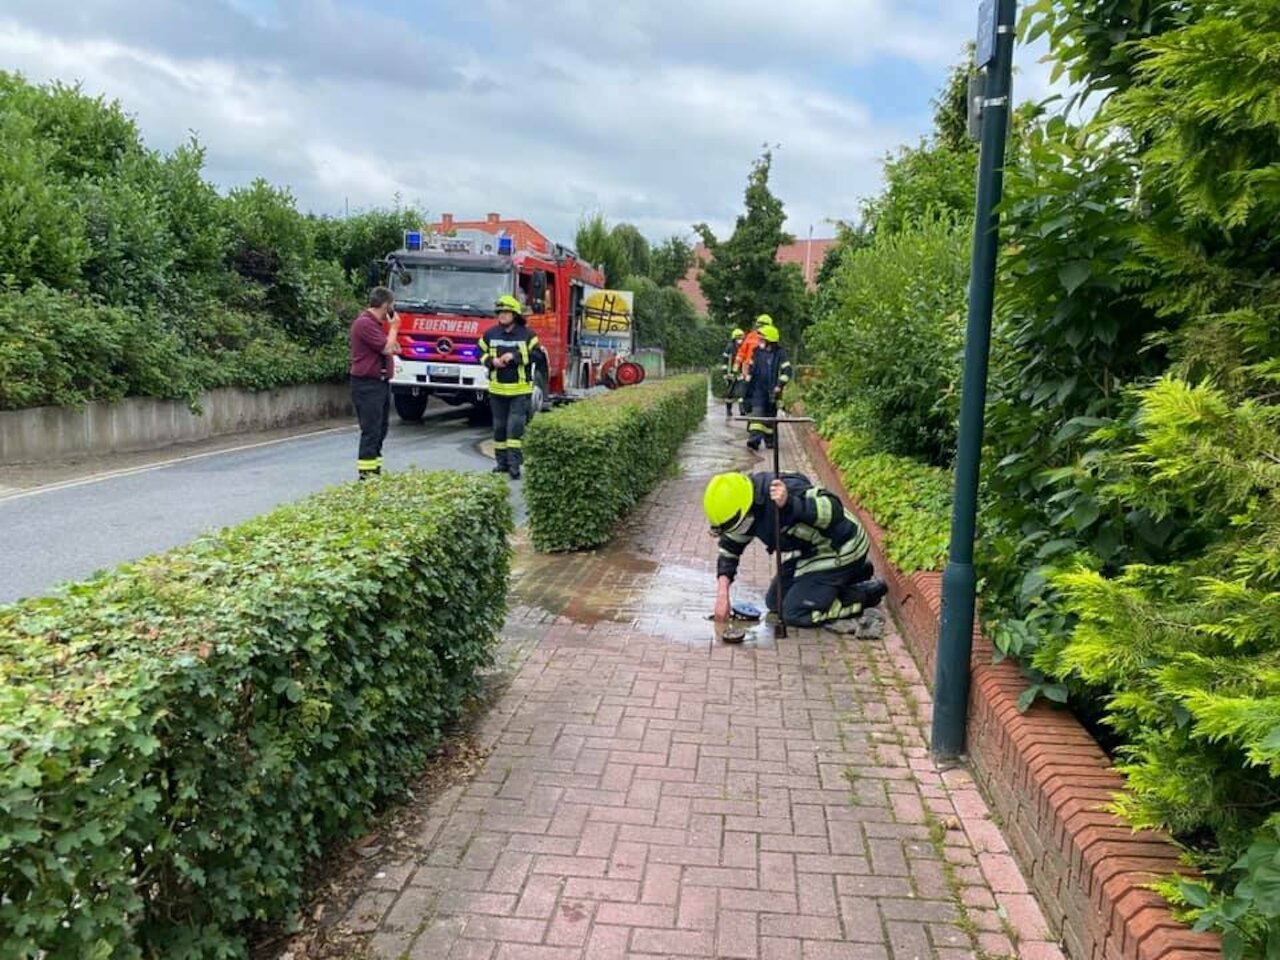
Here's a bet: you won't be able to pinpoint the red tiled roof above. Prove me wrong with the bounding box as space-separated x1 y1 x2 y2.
428 213 551 254
677 239 837 316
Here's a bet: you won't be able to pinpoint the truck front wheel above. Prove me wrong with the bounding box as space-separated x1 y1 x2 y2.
394 392 428 423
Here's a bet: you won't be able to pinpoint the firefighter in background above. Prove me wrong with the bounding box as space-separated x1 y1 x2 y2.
733 314 773 415
720 327 745 419
480 294 546 480
743 324 792 451
704 470 888 632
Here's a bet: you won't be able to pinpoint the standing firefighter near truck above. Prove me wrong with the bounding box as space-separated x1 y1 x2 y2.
705 471 888 633
349 286 400 479
480 294 545 480
744 324 792 451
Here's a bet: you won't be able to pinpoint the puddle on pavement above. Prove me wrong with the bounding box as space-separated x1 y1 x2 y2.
510 546 775 649
505 404 785 649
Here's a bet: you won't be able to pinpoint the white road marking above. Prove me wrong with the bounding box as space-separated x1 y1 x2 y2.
0 425 353 503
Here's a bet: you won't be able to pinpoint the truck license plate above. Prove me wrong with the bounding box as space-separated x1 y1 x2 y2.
428 364 457 377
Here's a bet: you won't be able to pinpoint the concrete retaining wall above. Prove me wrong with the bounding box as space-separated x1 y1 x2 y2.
1 383 352 464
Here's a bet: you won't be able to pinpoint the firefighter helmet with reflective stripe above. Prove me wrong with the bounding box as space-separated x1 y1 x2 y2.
731 327 744 339
495 294 522 314
760 324 780 343
755 314 773 328
704 472 754 533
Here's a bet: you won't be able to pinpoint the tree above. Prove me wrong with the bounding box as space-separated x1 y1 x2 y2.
609 223 650 282
574 212 631 286
648 235 696 288
693 151 806 344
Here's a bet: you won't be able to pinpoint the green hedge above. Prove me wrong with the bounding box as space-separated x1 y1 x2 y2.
0 471 511 959
825 429 953 574
525 375 707 551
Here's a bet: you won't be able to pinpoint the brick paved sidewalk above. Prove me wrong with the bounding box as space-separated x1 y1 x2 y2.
340 404 1065 960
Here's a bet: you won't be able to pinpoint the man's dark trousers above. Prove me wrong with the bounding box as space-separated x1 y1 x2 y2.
491 393 531 472
351 375 390 478
766 558 877 627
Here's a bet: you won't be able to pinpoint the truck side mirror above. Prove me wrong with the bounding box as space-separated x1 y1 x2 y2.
531 271 547 301
366 259 382 287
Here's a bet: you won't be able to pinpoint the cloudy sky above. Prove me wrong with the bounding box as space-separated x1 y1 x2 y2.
0 0 1052 244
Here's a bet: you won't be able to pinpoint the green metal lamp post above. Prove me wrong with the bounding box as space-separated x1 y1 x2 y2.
931 0 1018 761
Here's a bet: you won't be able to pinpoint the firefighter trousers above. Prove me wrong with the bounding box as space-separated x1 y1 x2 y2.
490 393 531 470
351 376 390 478
747 395 779 450
766 558 878 627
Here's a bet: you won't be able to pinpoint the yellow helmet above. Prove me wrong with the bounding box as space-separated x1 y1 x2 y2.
495 294 522 314
731 327 745 338
703 472 754 533
755 314 773 328
760 324 780 343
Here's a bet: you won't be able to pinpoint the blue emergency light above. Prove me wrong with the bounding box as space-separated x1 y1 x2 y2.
497 236 514 256
404 230 423 251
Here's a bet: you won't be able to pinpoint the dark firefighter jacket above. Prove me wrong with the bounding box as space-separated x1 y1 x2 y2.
745 344 792 404
720 337 743 377
480 322 546 397
716 472 870 583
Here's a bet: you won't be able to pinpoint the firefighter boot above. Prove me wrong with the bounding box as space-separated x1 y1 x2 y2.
841 576 888 611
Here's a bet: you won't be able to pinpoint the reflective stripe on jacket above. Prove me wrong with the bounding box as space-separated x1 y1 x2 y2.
480 322 545 397
716 472 869 583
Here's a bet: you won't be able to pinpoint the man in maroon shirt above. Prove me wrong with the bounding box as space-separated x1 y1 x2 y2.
349 287 400 479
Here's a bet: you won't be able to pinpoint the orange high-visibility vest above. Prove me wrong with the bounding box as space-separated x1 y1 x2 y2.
734 329 763 374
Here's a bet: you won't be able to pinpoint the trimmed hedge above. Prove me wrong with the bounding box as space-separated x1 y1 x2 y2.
0 470 511 959
525 375 707 551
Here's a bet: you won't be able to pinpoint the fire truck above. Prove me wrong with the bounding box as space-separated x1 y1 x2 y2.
382 215 645 422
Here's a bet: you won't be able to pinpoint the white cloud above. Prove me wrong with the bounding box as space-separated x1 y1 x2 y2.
0 1 1065 245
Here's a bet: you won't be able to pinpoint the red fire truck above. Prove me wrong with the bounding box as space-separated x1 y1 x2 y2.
383 216 645 422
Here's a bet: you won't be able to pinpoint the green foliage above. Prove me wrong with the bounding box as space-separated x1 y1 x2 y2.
977 118 1175 673
862 145 976 239
1020 0 1195 108
0 103 86 286
0 282 195 408
824 428 952 574
575 212 631 287
694 151 808 345
312 206 424 295
610 223 651 281
0 71 400 410
524 376 707 551
1048 377 1279 958
804 217 969 465
627 277 724 369
648 235 697 287
0 470 512 959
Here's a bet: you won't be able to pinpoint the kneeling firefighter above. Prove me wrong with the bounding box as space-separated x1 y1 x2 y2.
704 471 887 632
480 294 545 480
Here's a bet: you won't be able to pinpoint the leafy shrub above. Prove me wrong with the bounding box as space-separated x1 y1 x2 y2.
524 375 707 551
0 71 397 409
824 426 952 574
0 470 511 959
0 282 197 408
1047 378 1280 959
804 217 969 465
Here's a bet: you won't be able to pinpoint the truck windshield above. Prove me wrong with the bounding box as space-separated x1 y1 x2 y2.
391 265 512 313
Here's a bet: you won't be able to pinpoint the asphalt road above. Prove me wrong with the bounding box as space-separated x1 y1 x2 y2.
0 408 517 604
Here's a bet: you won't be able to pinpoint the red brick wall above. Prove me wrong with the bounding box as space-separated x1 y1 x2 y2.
803 427 1221 960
